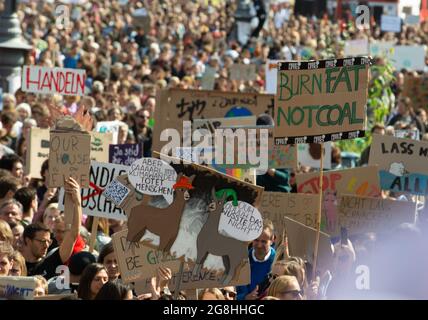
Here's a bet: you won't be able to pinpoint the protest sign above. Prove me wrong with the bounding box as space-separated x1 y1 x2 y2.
128 157 177 205
25 127 50 179
111 229 181 283
336 194 416 236
404 15 420 25
48 118 91 188
370 43 425 71
95 121 121 144
230 64 257 81
265 60 280 94
22 66 86 96
0 276 37 300
259 192 320 235
283 217 333 271
381 15 402 32
395 129 420 140
58 161 131 220
90 132 112 163
369 134 428 195
109 144 142 165
132 8 151 33
297 141 332 169
134 259 250 292
296 166 381 197
344 39 369 57
274 57 369 145
201 66 216 90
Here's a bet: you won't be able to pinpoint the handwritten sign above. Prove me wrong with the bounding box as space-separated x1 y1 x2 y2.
58 162 129 220
22 66 86 96
259 192 320 235
48 130 91 188
296 166 381 197
274 57 369 145
370 43 426 71
95 121 121 144
265 60 280 94
0 276 37 300
344 39 369 57
381 15 401 33
297 142 332 169
218 201 263 241
230 64 257 81
337 194 416 236
25 127 50 179
111 229 181 283
128 158 177 204
109 144 142 165
90 132 112 163
369 134 428 195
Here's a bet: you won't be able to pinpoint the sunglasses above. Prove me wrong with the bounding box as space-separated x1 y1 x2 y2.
221 290 237 299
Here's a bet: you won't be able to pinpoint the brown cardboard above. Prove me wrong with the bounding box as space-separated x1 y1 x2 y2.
25 127 50 179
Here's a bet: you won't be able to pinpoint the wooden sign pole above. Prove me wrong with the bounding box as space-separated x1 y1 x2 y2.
89 217 100 253
173 261 185 300
312 143 324 279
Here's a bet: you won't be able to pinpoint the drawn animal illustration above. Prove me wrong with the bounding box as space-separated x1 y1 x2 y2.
193 188 248 285
389 162 408 177
126 173 195 252
323 190 338 233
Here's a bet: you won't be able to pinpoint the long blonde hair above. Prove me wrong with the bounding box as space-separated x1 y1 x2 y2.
267 275 300 298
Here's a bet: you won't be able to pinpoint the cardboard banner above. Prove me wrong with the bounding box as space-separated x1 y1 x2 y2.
297 141 332 169
381 15 401 32
259 192 320 235
134 259 250 292
48 129 91 188
283 217 333 271
296 166 381 197
109 144 143 165
90 132 112 163
274 57 369 145
344 39 369 57
0 276 37 300
337 194 416 236
369 134 428 195
103 152 263 285
111 229 181 283
58 161 133 220
230 64 257 81
95 121 121 144
25 127 50 179
22 66 86 96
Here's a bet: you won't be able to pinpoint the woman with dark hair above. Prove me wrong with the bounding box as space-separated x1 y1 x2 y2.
77 263 108 300
94 281 133 300
97 241 120 281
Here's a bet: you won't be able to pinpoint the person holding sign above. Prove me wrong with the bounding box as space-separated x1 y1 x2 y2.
22 177 82 279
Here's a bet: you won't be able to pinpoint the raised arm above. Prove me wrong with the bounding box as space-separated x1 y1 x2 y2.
60 177 82 263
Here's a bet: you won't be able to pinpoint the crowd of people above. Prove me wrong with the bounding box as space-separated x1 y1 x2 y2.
1 0 428 300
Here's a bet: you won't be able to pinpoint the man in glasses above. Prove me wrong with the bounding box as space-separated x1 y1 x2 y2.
236 220 276 300
221 286 237 300
22 177 82 279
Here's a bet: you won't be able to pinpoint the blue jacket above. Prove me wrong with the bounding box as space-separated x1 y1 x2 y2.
236 247 276 300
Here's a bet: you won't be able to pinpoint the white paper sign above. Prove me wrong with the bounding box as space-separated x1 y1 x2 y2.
297 142 332 169
22 66 86 96
219 201 263 242
265 60 280 94
128 158 177 204
95 121 121 144
381 15 402 33
344 39 369 57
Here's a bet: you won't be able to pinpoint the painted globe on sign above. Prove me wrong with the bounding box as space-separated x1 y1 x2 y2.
224 107 252 118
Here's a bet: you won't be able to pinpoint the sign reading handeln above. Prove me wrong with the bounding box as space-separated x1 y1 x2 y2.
274 57 369 144
22 66 86 96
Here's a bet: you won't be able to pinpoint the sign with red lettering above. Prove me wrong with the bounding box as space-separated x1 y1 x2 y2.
22 66 86 96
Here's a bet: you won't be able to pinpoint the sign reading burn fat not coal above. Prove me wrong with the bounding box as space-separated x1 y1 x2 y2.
274 57 369 144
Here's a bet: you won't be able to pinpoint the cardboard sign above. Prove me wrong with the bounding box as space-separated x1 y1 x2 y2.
344 39 369 57
128 157 177 204
134 259 250 291
297 141 332 169
259 192 320 235
337 194 416 236
283 217 333 271
58 162 131 220
381 15 401 33
90 132 112 163
230 64 257 81
296 166 381 197
369 134 428 195
109 144 142 165
25 127 50 179
48 130 91 187
274 57 369 145
218 201 263 242
22 66 86 96
0 276 37 300
95 121 121 144
111 229 181 283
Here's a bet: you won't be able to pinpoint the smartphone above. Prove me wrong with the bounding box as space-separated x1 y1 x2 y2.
341 227 348 245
